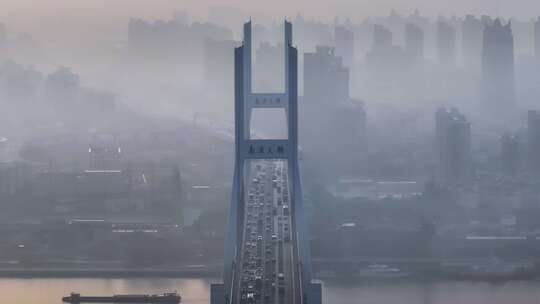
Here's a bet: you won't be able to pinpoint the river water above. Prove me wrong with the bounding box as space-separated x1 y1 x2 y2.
1 277 540 304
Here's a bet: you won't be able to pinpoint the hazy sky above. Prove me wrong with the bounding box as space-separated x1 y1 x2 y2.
1 0 540 39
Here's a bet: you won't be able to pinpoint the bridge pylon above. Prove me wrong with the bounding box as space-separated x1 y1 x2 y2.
211 20 321 304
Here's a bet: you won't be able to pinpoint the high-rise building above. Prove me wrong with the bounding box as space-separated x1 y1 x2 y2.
366 24 408 76
501 134 522 177
303 45 365 175
334 25 354 67
436 108 472 185
304 46 349 103
482 19 515 111
437 21 457 66
372 24 393 52
534 17 540 60
404 23 424 61
528 110 540 177
461 15 484 70
293 14 334 53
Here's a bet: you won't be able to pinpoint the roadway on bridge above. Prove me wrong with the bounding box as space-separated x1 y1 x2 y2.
235 161 295 304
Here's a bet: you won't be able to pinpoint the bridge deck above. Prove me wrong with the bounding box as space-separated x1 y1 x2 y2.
234 161 297 304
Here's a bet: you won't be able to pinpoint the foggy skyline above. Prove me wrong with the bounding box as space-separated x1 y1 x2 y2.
3 0 540 41
2 1 540 302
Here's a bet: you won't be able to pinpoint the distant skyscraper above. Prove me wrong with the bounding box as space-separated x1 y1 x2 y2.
254 42 283 92
405 23 424 61
366 24 409 82
528 110 540 177
437 21 457 66
293 14 334 53
482 19 515 111
304 46 349 103
334 25 354 67
303 45 365 175
501 134 522 177
461 15 484 70
436 108 472 185
535 17 540 60
372 24 393 52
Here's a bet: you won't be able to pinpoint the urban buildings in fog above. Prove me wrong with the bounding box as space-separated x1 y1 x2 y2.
302 45 365 176
5 7 540 287
482 19 515 113
372 24 393 52
437 20 457 66
366 24 409 79
501 133 523 177
528 110 540 177
88 135 122 170
304 46 349 103
461 15 484 71
535 17 540 60
44 67 81 110
334 25 355 68
293 14 334 53
127 15 233 71
404 23 424 62
436 108 471 186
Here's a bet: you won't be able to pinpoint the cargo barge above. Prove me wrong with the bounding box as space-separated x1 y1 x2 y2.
62 292 181 303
